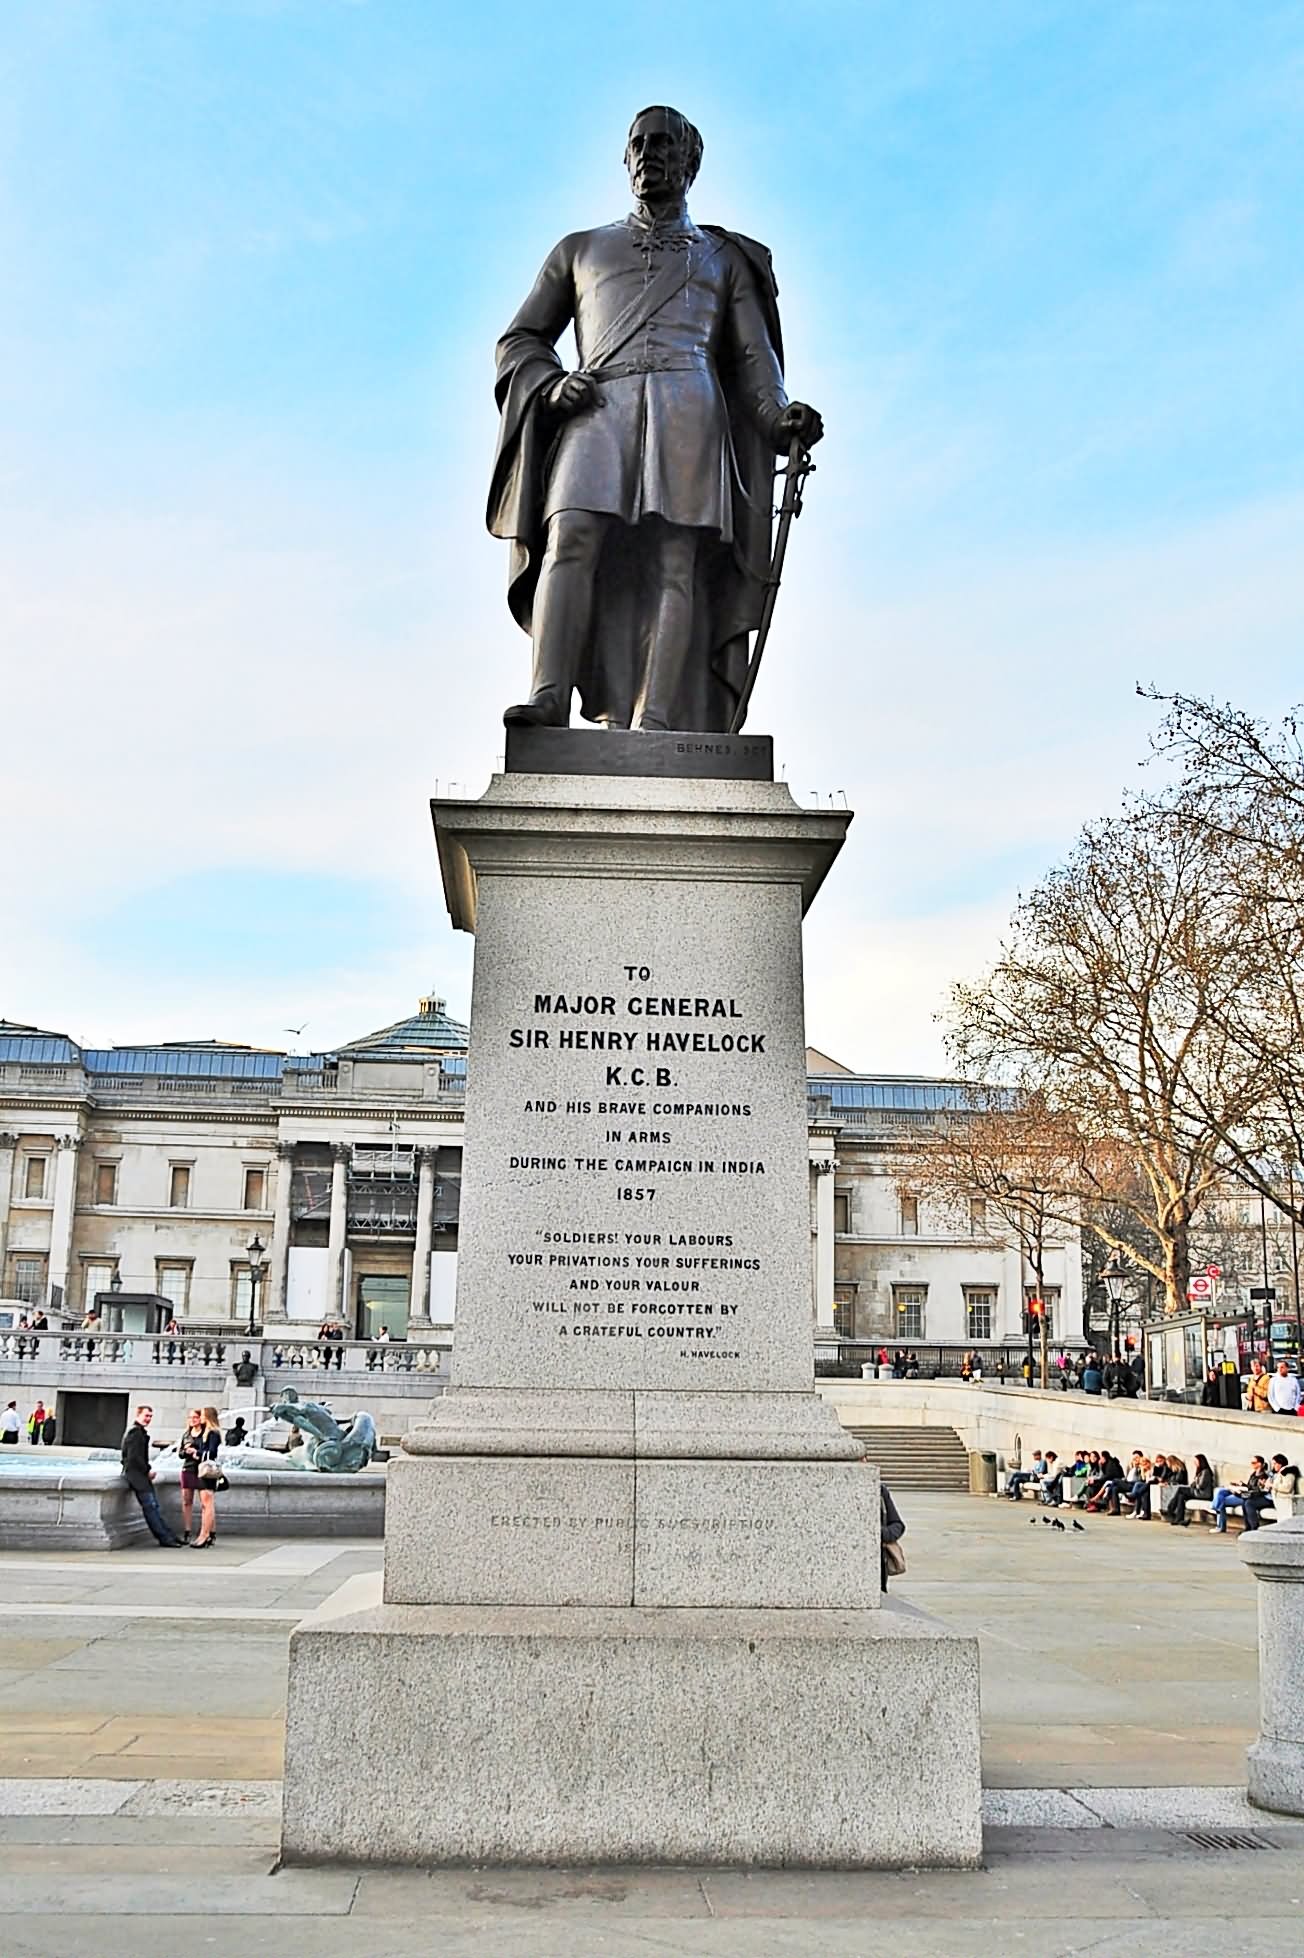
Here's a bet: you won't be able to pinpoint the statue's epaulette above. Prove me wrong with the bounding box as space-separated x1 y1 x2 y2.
700 224 778 297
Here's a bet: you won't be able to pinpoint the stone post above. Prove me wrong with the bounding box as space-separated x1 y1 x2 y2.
1241 1518 1304 1815
0 1133 17 1293
265 1141 295 1324
48 1134 82 1308
407 1146 437 1338
327 1143 350 1319
813 1156 837 1332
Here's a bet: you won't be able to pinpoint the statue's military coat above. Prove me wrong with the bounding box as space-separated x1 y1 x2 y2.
487 212 790 730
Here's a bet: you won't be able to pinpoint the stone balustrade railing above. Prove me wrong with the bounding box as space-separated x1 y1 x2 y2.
0 1329 452 1380
265 1338 449 1376
0 1329 235 1370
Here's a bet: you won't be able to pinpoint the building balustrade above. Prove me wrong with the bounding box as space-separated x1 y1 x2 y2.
0 1327 451 1383
0 1329 233 1370
266 1338 449 1375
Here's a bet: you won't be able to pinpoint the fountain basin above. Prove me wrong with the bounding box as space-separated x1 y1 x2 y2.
0 1454 386 1548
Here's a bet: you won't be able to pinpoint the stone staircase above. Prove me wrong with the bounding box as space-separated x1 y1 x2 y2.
844 1423 970 1492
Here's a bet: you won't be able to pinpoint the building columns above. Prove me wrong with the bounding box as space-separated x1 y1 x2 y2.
265 1140 295 1324
813 1157 837 1332
408 1146 437 1334
327 1142 350 1320
0 1133 16 1292
48 1133 82 1309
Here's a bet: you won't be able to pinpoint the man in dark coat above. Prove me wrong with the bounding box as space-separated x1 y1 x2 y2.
488 106 823 732
120 1406 183 1546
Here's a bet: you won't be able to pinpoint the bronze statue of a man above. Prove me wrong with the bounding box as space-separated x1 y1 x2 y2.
487 106 823 732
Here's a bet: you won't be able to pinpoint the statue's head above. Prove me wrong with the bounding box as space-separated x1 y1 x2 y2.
625 105 703 201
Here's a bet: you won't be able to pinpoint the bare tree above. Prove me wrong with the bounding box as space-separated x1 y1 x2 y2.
901 1086 1082 1385
946 804 1264 1316
1144 690 1304 1226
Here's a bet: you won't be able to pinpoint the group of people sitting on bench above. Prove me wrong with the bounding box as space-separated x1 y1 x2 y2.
1004 1447 1300 1530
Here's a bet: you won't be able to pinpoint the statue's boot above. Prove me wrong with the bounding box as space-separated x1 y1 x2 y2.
634 648 689 733
503 690 569 728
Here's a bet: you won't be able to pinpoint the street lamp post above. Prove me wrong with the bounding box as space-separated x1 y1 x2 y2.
1288 1155 1303 1366
246 1234 266 1339
1102 1248 1129 1364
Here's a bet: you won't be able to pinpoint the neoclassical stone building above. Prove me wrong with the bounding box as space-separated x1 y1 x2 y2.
0 995 468 1339
808 1050 1085 1352
1 1003 1081 1355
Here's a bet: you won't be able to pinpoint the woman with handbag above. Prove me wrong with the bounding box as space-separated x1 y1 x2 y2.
177 1408 205 1544
191 1406 223 1549
881 1483 907 1591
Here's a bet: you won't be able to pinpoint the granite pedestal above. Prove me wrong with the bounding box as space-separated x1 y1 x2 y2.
281 757 982 1868
282 1573 981 1868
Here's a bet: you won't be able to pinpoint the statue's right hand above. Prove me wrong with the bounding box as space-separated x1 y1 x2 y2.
547 372 598 416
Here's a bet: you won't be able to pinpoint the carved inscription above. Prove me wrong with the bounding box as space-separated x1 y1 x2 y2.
469 947 801 1384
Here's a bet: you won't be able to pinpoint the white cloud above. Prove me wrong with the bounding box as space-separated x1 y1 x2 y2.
3 421 1301 1071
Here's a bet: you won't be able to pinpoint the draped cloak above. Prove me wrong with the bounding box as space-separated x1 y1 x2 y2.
486 216 788 731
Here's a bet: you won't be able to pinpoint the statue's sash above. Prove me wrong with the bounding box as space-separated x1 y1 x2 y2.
579 234 726 378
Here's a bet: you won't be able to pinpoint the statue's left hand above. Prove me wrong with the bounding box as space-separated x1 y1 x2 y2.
774 402 823 451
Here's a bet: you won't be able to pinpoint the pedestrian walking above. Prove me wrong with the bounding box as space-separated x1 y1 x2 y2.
1 1401 19 1444
1246 1359 1271 1413
120 1407 183 1546
26 1401 47 1444
1268 1362 1302 1416
41 1407 56 1445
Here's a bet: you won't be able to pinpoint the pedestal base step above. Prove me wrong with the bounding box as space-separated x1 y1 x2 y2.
281 1575 982 1870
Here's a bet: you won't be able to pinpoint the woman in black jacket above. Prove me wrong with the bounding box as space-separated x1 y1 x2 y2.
190 1407 222 1549
1166 1453 1214 1526
881 1484 906 1591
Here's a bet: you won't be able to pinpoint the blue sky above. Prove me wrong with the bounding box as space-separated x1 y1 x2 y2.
4 1 1303 1067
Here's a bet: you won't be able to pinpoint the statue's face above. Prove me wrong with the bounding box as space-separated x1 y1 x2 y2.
626 111 689 201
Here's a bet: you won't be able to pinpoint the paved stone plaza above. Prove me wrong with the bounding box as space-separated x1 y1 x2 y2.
3 1492 1303 1950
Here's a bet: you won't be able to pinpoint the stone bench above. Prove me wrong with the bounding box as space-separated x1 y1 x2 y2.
1185 1493 1298 1530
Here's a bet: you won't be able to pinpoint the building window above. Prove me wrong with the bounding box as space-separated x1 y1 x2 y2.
833 1288 857 1338
969 1198 986 1235
23 1156 48 1200
168 1164 191 1209
899 1195 919 1236
1023 1285 1060 1339
94 1161 118 1206
156 1264 192 1316
11 1256 46 1304
964 1287 996 1342
893 1284 927 1338
83 1262 115 1309
243 1166 267 1211
833 1190 850 1234
231 1264 254 1320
